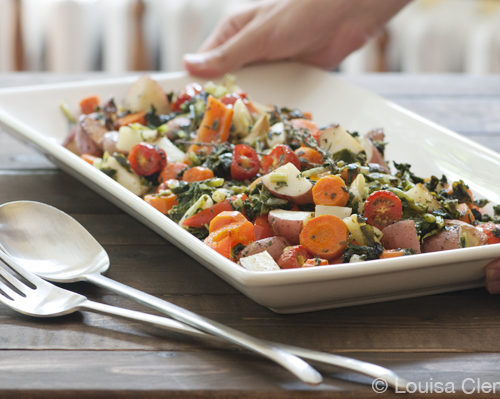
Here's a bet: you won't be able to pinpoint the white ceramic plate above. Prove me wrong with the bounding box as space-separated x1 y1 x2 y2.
0 63 499 313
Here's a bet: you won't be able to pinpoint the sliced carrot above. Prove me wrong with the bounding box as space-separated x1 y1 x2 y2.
294 146 323 169
205 211 254 259
209 211 249 234
302 257 329 267
380 249 405 259
159 162 188 183
457 203 475 224
302 111 313 120
117 111 147 128
196 96 233 144
204 234 232 259
79 95 100 114
182 166 214 182
81 153 99 165
254 214 275 240
312 175 350 206
290 118 321 142
144 193 178 214
299 215 348 260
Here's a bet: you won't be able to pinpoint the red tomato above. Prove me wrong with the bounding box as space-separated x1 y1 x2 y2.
277 245 311 269
220 92 257 113
363 190 403 230
172 83 202 112
477 223 500 245
261 144 301 174
253 214 275 240
231 144 260 180
128 143 167 176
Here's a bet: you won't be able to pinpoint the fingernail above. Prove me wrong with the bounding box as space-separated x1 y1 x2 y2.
183 53 207 65
486 280 500 294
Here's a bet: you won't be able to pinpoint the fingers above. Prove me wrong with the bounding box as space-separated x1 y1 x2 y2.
200 5 257 52
485 259 500 294
184 21 266 78
184 6 261 78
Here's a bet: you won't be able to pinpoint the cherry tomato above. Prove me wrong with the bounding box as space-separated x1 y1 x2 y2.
277 245 311 269
231 144 260 181
363 190 403 230
128 143 166 176
220 92 257 113
261 144 301 174
477 223 500 245
172 83 202 112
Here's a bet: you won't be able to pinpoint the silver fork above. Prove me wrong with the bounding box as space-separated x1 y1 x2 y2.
0 252 406 390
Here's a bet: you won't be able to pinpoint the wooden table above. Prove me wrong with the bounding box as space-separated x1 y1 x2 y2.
0 74 499 398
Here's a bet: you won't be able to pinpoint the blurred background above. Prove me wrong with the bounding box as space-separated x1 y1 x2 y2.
0 0 499 74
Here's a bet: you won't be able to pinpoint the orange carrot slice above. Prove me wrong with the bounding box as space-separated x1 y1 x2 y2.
312 175 349 206
79 95 100 114
117 111 147 128
144 193 178 214
299 215 348 259
196 96 233 144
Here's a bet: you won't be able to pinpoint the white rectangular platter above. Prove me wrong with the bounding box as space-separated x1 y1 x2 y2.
0 62 499 313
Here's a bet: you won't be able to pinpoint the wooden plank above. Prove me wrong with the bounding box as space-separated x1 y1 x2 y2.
0 351 499 397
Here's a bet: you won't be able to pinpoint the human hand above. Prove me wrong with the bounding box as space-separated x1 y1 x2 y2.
485 259 500 294
184 0 411 77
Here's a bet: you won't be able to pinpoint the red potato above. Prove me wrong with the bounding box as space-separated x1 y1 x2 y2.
74 115 107 156
165 116 191 139
62 125 79 154
238 236 290 261
261 162 313 205
123 76 171 115
362 130 389 173
268 209 313 245
102 131 122 154
381 220 421 254
422 219 488 253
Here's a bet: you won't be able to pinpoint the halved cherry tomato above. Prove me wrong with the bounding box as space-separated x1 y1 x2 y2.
128 143 166 176
220 92 258 114
363 190 402 230
277 245 311 269
231 144 260 181
261 144 301 174
477 223 500 245
172 83 202 112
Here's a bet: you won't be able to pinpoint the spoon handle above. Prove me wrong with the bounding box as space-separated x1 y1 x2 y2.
85 273 322 385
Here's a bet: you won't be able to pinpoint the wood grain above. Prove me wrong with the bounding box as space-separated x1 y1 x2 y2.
0 74 499 397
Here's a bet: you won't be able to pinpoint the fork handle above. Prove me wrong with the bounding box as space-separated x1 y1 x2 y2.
81 298 404 390
82 274 322 385
85 273 405 389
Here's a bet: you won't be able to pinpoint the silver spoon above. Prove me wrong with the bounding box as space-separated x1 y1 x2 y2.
0 200 405 390
0 200 320 385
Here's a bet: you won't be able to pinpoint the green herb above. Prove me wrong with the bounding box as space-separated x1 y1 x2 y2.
342 242 384 263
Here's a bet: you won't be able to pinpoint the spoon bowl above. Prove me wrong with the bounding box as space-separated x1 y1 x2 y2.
0 201 108 282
